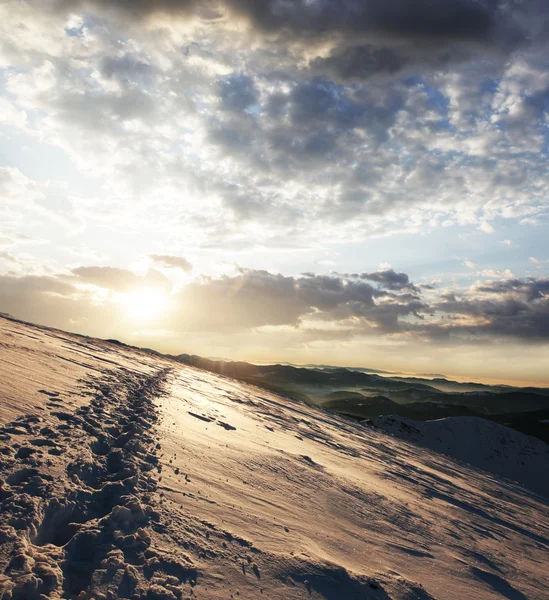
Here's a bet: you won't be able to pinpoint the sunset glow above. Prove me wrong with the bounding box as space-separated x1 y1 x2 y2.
0 0 548 385
121 289 169 322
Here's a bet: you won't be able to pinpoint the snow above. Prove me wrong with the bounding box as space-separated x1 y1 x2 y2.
0 315 548 599
369 415 549 497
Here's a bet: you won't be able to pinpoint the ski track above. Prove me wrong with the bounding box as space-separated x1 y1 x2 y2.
0 315 548 600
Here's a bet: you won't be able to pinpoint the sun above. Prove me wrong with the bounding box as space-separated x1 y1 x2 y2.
121 288 168 321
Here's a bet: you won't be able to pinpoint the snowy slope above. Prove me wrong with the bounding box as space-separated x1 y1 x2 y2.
369 415 549 497
0 315 548 600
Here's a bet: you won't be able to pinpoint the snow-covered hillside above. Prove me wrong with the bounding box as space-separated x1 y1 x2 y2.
369 415 549 497
0 315 548 599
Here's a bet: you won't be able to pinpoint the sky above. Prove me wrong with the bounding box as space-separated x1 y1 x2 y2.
1 0 549 386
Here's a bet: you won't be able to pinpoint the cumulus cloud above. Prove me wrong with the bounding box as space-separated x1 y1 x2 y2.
176 269 398 332
474 277 549 302
4 264 548 344
168 269 549 342
430 277 549 340
359 269 417 291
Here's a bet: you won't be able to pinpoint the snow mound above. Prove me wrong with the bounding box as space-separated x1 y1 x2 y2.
369 415 549 497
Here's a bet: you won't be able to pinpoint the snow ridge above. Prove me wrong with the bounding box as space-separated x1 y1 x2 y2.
369 415 549 497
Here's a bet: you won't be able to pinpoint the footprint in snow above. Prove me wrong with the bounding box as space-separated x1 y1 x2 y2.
188 411 214 423
217 421 236 431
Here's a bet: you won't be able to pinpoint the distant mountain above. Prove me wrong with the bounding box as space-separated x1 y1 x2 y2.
320 396 480 422
171 354 549 443
387 376 505 393
175 354 440 395
301 363 396 375
368 416 549 498
321 390 370 401
322 395 401 419
412 390 549 415
489 408 549 445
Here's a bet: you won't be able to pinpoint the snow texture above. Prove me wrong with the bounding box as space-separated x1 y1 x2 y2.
0 315 548 599
369 415 549 497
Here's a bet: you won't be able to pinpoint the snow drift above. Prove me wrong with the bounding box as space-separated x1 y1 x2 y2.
369 415 549 497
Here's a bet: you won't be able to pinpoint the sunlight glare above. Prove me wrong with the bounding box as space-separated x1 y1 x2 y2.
122 288 168 321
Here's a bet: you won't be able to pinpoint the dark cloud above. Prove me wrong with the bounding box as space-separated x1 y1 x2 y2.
219 74 258 113
311 45 411 82
208 78 380 184
287 80 365 126
43 0 536 97
52 0 535 70
475 278 549 302
172 270 307 330
297 274 380 311
360 269 417 291
60 0 500 42
310 42 475 82
150 255 193 273
427 277 549 341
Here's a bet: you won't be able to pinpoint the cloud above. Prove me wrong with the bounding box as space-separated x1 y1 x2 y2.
178 268 425 336
474 277 549 302
0 274 94 333
0 251 21 265
0 166 81 236
54 0 513 44
311 45 409 82
478 268 514 278
2 265 549 346
72 266 172 293
359 269 417 291
529 257 549 267
150 254 193 273
479 221 495 234
219 74 258 113
430 277 549 341
3 0 549 251
46 0 540 92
